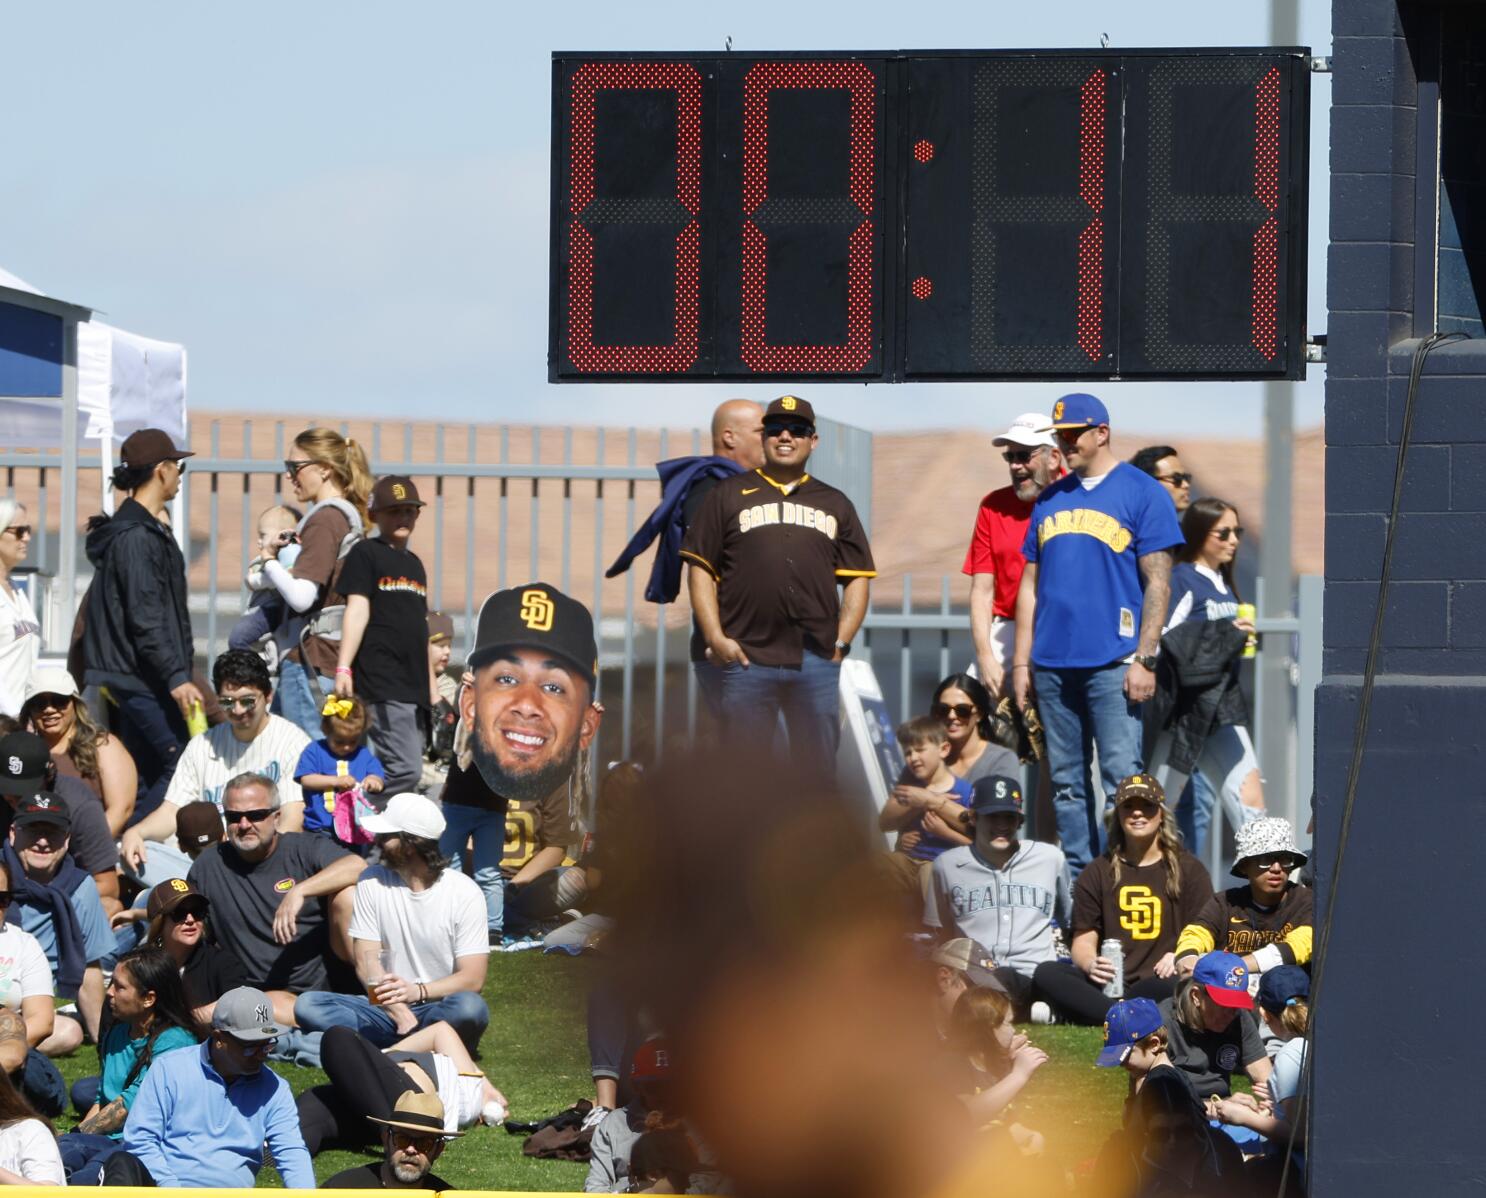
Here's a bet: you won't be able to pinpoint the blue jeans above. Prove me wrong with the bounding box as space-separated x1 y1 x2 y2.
278 656 332 739
1178 773 1218 858
112 687 190 824
294 988 489 1053
59 1132 118 1184
1033 663 1146 877
692 658 725 722
439 803 508 933
718 653 841 776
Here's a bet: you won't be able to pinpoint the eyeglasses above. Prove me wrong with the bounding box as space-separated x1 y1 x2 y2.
2 525 31 539
1002 450 1035 465
1210 526 1245 542
226 807 275 825
24 694 70 713
764 420 814 438
390 1132 442 1155
171 461 187 477
1155 472 1193 488
168 903 209 923
222 1033 276 1054
1247 853 1294 872
1054 425 1095 444
284 458 315 480
216 694 261 712
930 702 977 721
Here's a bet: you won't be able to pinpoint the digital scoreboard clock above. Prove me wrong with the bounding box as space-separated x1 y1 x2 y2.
549 49 1310 383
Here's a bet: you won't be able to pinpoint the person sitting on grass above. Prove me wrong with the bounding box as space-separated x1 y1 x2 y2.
586 1040 685 1195
0 1062 63 1186
58 946 200 1183
294 793 490 1051
294 693 386 846
625 1128 699 1195
322 1089 460 1190
140 880 248 1024
1209 965 1310 1163
1093 995 1200 1109
1091 1067 1245 1198
927 937 1006 1040
102 986 313 1188
878 715 973 903
297 1021 508 1157
944 985 1046 1152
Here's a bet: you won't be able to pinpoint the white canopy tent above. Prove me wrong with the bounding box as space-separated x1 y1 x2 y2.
0 267 188 648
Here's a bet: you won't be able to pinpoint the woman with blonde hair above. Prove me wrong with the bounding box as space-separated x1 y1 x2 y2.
1032 773 1214 1024
261 427 374 735
0 499 40 720
21 666 137 835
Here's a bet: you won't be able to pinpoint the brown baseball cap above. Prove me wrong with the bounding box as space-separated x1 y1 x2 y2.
763 395 815 427
176 800 225 850
120 428 193 469
1115 773 1166 806
146 877 208 923
427 611 454 644
370 475 425 512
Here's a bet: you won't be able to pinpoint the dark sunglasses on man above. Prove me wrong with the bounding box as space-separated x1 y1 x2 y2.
764 419 814 439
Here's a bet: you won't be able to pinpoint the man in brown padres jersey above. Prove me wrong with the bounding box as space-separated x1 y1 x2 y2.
681 396 876 776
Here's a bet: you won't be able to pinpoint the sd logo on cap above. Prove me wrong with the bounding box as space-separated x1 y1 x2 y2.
469 583 597 687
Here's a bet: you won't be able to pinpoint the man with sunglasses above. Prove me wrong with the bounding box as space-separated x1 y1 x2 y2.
188 772 365 1029
323 1085 459 1189
1012 394 1183 877
121 649 309 887
81 428 200 814
682 395 876 775
1130 446 1194 514
103 985 313 1188
963 412 1064 697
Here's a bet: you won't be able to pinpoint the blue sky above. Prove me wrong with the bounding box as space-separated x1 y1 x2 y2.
0 1 1331 437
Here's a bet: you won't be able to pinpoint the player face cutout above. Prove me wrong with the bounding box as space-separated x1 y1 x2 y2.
464 647 601 803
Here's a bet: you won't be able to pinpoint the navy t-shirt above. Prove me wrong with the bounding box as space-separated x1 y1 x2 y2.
293 740 385 835
1167 562 1240 626
1022 463 1184 668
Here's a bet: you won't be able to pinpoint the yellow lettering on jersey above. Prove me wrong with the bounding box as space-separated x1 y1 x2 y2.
1039 509 1134 554
1119 885 1162 940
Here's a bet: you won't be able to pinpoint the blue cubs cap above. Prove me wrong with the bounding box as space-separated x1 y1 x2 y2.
971 774 1024 816
1256 965 1310 1015
1193 951 1255 1010
1047 392 1110 430
1096 997 1164 1067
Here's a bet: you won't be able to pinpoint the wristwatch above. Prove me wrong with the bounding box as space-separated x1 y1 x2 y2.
835 640 852 657
1133 653 1159 671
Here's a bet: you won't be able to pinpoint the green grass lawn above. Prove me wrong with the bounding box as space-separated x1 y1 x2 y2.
53 956 1128 1189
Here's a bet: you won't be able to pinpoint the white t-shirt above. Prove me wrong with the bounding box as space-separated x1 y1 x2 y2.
0 584 40 720
349 865 489 984
0 1118 64 1185
0 924 53 1009
163 714 310 810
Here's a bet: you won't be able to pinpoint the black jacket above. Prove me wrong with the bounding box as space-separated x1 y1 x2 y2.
1151 618 1249 775
82 498 194 694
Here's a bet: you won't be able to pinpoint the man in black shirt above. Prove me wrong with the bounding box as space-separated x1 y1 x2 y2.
335 476 435 795
322 1090 458 1190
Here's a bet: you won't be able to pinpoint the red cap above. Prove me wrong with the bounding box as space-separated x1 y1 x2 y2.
630 1039 673 1082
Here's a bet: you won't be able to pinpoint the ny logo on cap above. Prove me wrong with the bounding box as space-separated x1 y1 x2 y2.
520 589 554 632
5 757 19 776
1052 400 1065 421
392 482 407 500
780 396 797 411
254 1003 271 1024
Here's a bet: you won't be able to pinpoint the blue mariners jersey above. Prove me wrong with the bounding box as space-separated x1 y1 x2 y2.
1167 562 1240 626
1022 463 1184 668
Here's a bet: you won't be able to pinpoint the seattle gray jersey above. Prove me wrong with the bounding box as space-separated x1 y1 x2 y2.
926 841 1072 977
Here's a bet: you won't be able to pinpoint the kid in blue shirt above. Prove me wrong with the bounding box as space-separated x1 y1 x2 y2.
878 715 975 906
293 695 385 842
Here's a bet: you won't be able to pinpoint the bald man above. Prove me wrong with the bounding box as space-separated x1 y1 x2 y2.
606 399 765 716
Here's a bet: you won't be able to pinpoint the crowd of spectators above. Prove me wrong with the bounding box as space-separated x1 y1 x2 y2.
0 398 1309 1192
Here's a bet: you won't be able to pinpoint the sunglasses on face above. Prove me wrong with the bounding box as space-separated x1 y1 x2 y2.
169 903 209 923
931 702 977 721
1120 799 1161 817
216 695 260 712
1054 425 1094 444
2 525 31 539
24 694 70 713
1248 853 1294 872
391 1132 442 1155
283 459 314 480
1210 526 1245 542
226 808 275 825
223 1033 275 1054
764 420 814 439
1156 472 1193 487
1002 450 1035 464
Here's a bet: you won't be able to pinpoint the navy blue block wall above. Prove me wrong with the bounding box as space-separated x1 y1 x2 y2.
1318 4 1486 1196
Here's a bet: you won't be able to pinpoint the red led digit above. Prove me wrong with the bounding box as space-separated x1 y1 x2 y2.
1251 66 1281 360
566 62 702 373
741 61 876 372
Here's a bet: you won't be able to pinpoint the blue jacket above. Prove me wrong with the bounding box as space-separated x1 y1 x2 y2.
606 456 744 603
121 1041 314 1188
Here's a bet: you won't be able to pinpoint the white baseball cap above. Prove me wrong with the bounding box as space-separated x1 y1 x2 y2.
359 793 446 841
23 666 80 705
992 412 1058 449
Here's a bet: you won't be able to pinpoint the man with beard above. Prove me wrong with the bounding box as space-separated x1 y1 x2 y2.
437 583 601 942
322 1091 459 1190
295 793 489 1051
188 772 366 1028
963 412 1063 698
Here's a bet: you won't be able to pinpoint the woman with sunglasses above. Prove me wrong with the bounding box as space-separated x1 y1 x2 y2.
20 667 137 837
0 500 40 723
1032 774 1213 1024
927 674 1019 785
261 427 374 737
141 879 247 1025
59 946 199 1182
1147 497 1266 856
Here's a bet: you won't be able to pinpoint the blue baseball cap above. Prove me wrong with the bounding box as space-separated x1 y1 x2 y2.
1096 997 1164 1067
970 774 1024 816
1256 965 1309 1014
1193 951 1255 1010
1048 392 1111 430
